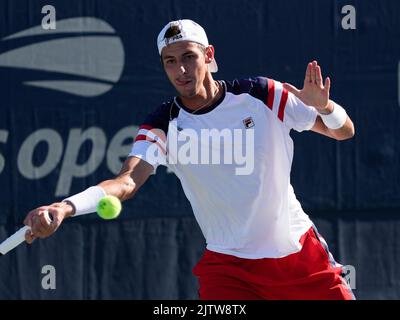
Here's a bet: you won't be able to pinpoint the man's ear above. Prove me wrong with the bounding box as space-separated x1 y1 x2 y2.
205 45 215 64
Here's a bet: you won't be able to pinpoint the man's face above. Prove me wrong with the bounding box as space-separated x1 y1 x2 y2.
161 41 213 98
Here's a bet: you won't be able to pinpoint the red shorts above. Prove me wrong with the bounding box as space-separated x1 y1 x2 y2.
192 226 355 300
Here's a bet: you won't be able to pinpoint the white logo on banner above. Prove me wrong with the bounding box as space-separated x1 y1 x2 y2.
0 17 124 97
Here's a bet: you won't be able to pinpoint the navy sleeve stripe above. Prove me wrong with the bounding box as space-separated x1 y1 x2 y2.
226 77 270 107
226 77 289 123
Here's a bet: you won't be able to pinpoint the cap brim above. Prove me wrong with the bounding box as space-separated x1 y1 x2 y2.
208 59 218 73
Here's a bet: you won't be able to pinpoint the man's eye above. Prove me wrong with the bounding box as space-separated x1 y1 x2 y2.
166 60 174 64
183 55 194 61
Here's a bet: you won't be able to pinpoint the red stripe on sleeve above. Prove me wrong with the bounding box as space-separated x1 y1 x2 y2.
139 124 153 131
135 134 156 143
277 89 288 122
134 134 147 142
267 79 275 110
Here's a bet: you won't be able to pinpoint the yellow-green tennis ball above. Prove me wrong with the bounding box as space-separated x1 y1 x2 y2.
97 195 122 220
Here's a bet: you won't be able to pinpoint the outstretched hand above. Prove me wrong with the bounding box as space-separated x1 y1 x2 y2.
283 61 332 114
23 202 73 244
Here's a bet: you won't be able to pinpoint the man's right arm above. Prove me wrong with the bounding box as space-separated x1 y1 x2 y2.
96 156 154 205
25 101 171 243
24 157 154 243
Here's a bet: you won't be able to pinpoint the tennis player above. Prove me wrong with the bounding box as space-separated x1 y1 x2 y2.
23 19 355 300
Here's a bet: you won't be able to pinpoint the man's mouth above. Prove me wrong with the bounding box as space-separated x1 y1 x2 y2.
176 79 192 87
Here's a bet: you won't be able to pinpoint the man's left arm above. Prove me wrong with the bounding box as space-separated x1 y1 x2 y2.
283 61 355 141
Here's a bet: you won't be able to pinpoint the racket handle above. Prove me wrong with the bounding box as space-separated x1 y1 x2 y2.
0 225 31 255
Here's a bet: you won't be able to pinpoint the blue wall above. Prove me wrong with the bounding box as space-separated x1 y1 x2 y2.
0 0 399 299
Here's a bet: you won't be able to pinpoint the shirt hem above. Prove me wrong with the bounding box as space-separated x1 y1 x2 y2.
206 244 302 259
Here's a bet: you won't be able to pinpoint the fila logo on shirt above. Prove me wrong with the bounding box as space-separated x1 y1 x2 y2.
243 117 255 129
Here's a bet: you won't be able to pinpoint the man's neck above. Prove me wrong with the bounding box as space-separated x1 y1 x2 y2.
180 74 220 112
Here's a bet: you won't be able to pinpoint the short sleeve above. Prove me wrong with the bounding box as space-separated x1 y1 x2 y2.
264 78 318 132
128 102 175 174
283 90 318 132
128 129 167 174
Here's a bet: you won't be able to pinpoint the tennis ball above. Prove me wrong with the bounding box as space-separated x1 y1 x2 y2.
97 195 122 220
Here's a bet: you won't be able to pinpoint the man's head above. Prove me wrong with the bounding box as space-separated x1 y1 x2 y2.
157 19 218 98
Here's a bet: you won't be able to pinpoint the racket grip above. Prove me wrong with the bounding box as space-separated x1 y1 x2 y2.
0 225 31 255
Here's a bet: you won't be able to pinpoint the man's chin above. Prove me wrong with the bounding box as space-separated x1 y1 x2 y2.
177 88 197 99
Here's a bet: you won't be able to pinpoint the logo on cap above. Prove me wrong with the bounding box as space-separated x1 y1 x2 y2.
165 33 182 46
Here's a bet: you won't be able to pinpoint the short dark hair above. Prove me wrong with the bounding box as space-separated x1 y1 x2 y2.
164 25 181 39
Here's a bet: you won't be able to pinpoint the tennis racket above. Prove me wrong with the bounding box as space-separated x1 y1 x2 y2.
0 210 50 256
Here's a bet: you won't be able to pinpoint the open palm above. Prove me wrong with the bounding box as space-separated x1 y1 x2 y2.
283 61 331 112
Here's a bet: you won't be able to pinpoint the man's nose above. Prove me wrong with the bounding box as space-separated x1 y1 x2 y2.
178 65 186 74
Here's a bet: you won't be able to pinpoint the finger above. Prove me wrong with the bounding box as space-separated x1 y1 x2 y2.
42 209 52 221
23 211 35 227
36 216 52 237
311 61 317 84
282 83 300 96
316 65 323 87
44 211 58 233
23 206 49 226
39 212 52 226
35 212 55 237
324 77 331 92
45 209 56 224
34 226 47 238
31 215 45 237
305 63 312 83
25 229 37 244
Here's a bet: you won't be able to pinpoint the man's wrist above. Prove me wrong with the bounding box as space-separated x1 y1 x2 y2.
62 200 76 218
318 100 334 115
63 186 106 217
318 101 348 129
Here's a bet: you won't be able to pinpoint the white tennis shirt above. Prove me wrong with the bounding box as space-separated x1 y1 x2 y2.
130 77 318 259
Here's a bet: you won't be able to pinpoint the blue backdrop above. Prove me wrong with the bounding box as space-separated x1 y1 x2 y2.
0 0 399 299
